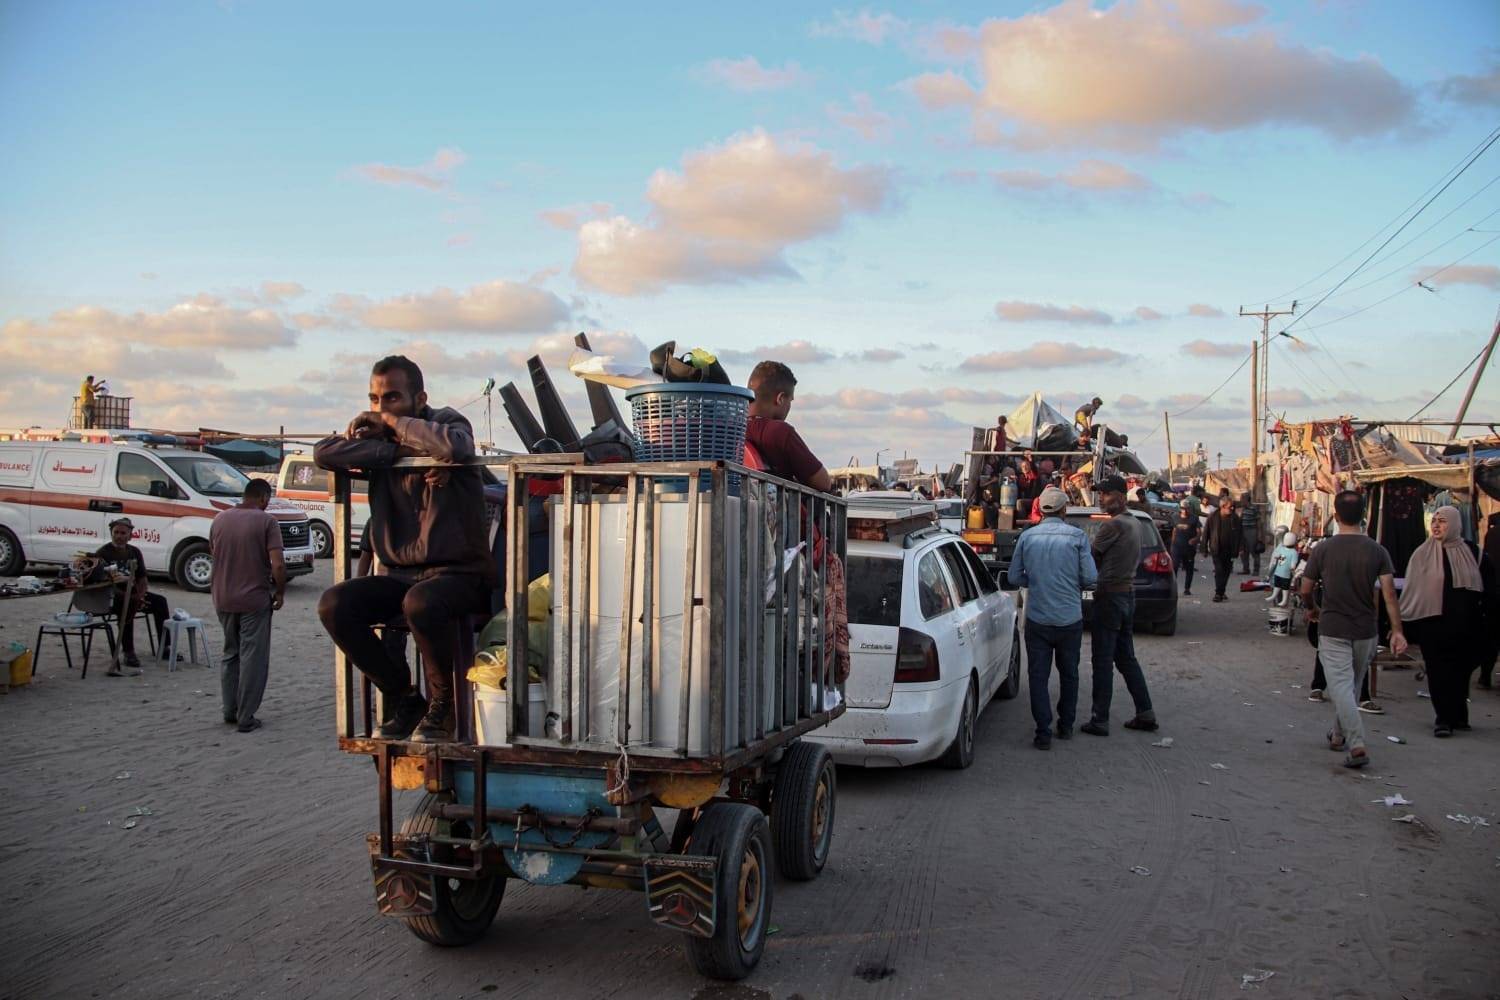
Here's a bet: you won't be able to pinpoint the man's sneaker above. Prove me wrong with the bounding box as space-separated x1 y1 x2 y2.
1123 714 1159 732
123 654 143 669
1055 724 1073 740
1080 720 1109 737
223 713 238 725
377 692 428 740
410 702 455 744
1307 690 1327 702
1357 700 1385 715
1033 733 1051 750
236 717 262 733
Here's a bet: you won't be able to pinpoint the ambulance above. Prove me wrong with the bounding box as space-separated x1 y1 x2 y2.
272 453 369 559
0 432 317 591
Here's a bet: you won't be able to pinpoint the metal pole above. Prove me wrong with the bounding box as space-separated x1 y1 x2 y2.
1163 410 1174 481
1448 312 1500 440
1250 340 1260 503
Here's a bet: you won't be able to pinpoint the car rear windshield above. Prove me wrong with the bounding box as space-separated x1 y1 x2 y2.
846 555 903 627
1064 514 1163 552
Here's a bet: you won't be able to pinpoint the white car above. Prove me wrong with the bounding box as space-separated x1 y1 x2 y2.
273 453 370 558
808 496 1022 768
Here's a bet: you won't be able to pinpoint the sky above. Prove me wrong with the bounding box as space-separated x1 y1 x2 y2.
2 0 1498 472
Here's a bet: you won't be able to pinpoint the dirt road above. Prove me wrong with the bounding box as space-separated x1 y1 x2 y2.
2 564 1496 999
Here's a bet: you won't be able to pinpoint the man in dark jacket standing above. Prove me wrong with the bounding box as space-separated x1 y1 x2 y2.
1081 476 1157 736
1201 494 1243 602
316 355 494 743
1238 491 1262 575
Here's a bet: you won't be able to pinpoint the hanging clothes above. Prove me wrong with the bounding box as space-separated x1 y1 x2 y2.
1379 478 1432 577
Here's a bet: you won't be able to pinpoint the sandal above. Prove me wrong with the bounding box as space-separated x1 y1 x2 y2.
1343 750 1369 769
1307 690 1327 702
1326 730 1346 752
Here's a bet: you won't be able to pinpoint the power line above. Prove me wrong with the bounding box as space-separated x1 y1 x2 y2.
1281 128 1500 337
1175 348 1256 418
1296 231 1500 333
1406 341 1491 420
1246 128 1500 307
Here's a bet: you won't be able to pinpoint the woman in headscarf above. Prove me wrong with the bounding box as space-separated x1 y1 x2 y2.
1398 506 1496 737
1170 500 1201 596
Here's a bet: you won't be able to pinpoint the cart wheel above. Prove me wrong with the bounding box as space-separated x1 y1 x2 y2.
400 793 505 947
771 741 835 881
683 803 773 981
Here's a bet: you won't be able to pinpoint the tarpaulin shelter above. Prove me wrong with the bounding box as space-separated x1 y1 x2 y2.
1003 392 1078 451
204 438 283 468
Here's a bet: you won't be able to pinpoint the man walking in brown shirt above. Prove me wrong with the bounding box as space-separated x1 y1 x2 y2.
316 355 494 743
211 478 286 733
1081 475 1158 736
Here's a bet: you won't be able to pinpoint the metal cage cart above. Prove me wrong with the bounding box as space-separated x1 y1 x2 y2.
333 456 847 979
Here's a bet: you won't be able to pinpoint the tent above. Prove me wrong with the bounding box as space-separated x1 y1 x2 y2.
204 438 283 468
1004 392 1078 451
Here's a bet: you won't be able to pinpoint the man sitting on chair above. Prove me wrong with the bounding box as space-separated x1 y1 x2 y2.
315 355 494 743
92 517 169 676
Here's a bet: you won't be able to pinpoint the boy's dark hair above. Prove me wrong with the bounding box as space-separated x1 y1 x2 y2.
371 355 424 395
244 479 273 502
1333 489 1365 526
748 361 796 403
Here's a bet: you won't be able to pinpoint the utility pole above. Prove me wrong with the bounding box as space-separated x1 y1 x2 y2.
1239 302 1297 451
1250 340 1259 502
1163 410 1174 482
1449 311 1500 440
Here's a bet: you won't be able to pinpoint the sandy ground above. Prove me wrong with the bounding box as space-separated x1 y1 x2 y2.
1 561 1497 1000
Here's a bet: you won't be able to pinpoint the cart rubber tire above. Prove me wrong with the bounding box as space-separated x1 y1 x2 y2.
0 527 23 577
683 803 773 981
172 541 213 593
771 741 835 881
1153 610 1178 636
939 676 978 769
309 521 333 559
995 627 1022 701
399 793 505 947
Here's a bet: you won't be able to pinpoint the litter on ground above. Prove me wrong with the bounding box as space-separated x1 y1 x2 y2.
1129 865 1151 876
1240 970 1275 989
1373 794 1412 807
1151 737 1174 748
1392 814 1418 824
1211 763 1229 770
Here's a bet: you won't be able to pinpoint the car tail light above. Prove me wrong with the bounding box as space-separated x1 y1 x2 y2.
894 627 940 683
1143 550 1173 574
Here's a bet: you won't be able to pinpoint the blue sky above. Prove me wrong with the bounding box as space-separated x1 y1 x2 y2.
2 0 1498 468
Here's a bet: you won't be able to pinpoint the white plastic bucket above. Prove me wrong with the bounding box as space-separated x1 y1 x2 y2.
474 683 548 746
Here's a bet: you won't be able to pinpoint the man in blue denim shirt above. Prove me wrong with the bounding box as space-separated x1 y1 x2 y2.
1008 486 1098 750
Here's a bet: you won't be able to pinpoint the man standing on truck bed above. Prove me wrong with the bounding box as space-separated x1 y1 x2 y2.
744 360 848 685
316 355 494 743
1082 475 1158 736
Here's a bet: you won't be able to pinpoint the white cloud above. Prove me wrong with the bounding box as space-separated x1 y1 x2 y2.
1182 339 1244 358
1133 306 1166 321
995 300 1114 325
259 281 306 304
573 130 893 295
829 93 899 141
717 340 837 366
809 9 908 44
3 295 297 351
540 202 613 231
993 159 1157 196
1187 302 1226 318
701 56 812 92
857 347 904 362
964 341 1126 371
346 280 571 334
902 70 978 110
1411 263 1500 290
1439 63 1500 108
916 0 1416 149
353 147 467 191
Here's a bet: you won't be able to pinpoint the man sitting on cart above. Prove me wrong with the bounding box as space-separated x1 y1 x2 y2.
315 355 495 743
744 361 849 685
